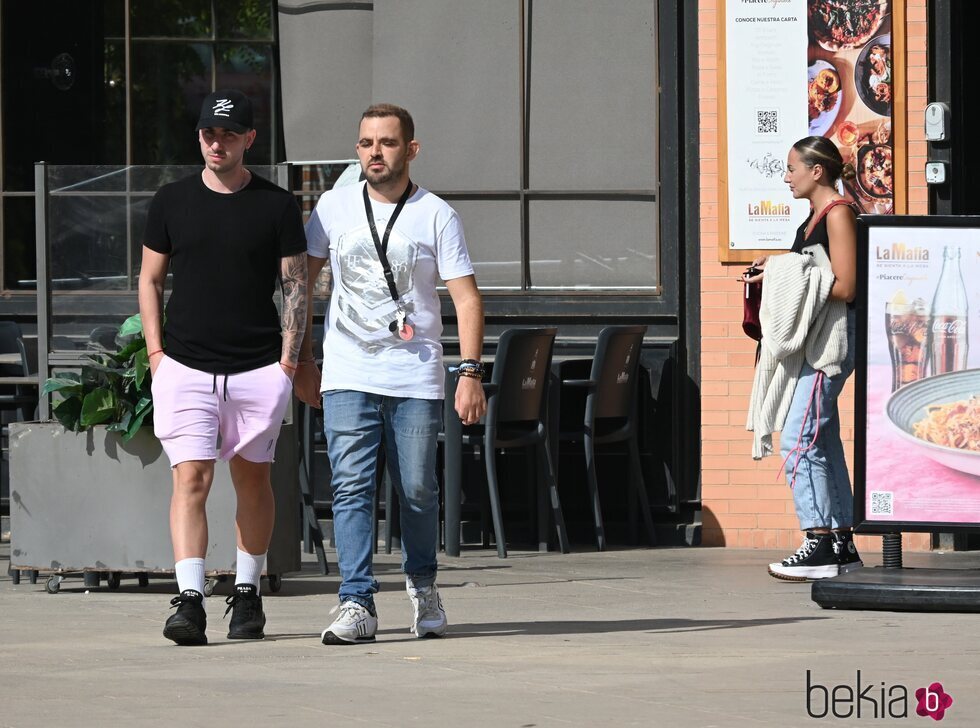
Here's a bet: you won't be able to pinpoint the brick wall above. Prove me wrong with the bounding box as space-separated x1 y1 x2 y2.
698 0 932 552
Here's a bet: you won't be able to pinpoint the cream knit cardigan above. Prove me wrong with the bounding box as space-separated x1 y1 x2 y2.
746 251 848 459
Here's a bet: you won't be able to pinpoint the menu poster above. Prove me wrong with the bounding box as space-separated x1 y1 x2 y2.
726 0 810 250
807 1 896 215
725 0 898 251
857 218 980 530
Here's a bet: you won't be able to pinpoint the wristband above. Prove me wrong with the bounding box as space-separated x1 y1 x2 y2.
455 359 485 376
280 361 297 371
147 349 164 357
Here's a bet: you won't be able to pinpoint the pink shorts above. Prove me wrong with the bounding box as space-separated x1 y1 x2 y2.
150 356 293 467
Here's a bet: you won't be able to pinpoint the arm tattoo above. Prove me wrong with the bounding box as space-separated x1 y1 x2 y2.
317 261 333 297
280 252 308 365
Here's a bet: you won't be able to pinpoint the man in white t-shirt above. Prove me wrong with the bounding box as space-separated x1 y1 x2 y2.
295 104 486 644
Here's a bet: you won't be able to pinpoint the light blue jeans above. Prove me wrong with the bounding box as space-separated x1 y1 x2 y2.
781 309 857 531
322 390 442 612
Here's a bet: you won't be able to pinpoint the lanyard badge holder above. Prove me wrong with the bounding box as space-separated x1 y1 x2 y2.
363 180 415 341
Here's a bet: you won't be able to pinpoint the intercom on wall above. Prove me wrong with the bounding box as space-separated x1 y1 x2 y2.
925 102 950 142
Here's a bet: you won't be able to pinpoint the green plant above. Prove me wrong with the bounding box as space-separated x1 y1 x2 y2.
41 314 153 442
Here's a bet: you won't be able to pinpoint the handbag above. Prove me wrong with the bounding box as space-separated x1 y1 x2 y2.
742 276 763 341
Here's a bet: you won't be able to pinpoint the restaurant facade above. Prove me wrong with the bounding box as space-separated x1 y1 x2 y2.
698 0 980 554
0 1 975 552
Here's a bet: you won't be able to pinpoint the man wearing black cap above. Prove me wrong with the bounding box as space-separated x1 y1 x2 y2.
138 89 308 646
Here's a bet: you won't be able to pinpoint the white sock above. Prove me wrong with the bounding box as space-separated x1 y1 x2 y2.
235 549 266 593
175 557 205 595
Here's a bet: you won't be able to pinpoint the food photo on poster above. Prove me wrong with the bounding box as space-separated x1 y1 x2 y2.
807 0 893 216
859 220 980 528
808 60 842 136
809 0 889 51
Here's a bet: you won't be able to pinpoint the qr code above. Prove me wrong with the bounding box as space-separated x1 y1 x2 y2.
756 109 778 135
870 491 893 516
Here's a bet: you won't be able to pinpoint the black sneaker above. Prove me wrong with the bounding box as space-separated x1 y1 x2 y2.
832 531 864 574
163 590 208 646
768 532 839 581
225 584 266 640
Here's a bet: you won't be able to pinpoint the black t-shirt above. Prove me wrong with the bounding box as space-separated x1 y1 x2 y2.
143 172 307 374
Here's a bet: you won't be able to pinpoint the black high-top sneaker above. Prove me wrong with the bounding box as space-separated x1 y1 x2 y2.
225 583 266 639
768 532 839 581
831 531 864 574
163 590 208 645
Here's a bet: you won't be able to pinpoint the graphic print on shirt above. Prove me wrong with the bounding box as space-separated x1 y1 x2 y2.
335 220 418 353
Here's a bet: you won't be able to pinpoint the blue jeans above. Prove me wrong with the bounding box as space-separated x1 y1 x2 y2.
322 390 442 611
781 309 857 531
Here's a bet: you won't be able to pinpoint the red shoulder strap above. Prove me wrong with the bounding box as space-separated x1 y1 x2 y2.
813 199 856 227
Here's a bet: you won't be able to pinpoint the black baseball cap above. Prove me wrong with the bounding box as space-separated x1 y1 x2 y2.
195 89 253 133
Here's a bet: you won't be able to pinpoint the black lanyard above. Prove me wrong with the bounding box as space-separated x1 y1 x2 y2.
362 180 413 305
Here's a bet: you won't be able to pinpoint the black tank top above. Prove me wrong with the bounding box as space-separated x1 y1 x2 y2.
790 199 856 256
789 199 857 309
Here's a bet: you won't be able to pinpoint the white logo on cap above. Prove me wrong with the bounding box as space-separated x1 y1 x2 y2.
212 98 234 117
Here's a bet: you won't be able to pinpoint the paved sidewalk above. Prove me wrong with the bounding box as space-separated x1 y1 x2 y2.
2 542 979 727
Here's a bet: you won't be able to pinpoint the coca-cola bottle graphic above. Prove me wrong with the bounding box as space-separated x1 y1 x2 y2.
927 245 969 375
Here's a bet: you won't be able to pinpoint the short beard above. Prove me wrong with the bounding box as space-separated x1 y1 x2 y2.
363 157 405 188
364 167 395 186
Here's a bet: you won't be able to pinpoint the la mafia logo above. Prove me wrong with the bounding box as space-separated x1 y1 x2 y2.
876 242 930 261
805 671 953 720
746 200 791 219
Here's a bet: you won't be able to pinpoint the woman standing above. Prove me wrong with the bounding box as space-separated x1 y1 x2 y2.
746 136 863 581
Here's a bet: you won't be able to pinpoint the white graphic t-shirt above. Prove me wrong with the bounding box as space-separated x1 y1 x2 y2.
305 181 474 399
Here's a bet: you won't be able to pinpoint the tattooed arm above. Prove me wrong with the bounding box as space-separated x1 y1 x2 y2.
293 255 328 407
280 251 308 379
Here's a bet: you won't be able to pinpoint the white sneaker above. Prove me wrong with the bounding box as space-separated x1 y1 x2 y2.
767 532 839 581
321 600 378 645
407 579 447 638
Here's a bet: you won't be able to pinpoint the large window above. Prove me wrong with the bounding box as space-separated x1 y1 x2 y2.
0 0 277 292
279 0 660 293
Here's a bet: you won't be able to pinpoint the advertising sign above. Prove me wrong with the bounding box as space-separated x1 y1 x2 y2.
725 0 810 250
856 216 980 531
723 0 899 252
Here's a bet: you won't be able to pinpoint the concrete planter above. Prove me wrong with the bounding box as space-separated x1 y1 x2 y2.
8 422 300 589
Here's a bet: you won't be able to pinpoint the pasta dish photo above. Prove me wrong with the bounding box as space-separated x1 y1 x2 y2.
913 396 980 452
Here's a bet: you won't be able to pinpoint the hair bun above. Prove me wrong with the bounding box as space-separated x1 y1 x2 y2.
841 162 857 181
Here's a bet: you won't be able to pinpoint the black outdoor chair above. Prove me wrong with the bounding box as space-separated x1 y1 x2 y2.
0 322 37 423
449 327 569 558
555 325 657 551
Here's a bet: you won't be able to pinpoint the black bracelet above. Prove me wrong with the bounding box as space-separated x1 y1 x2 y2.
457 359 484 375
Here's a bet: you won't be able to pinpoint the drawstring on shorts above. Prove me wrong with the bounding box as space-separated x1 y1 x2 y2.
211 373 230 401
